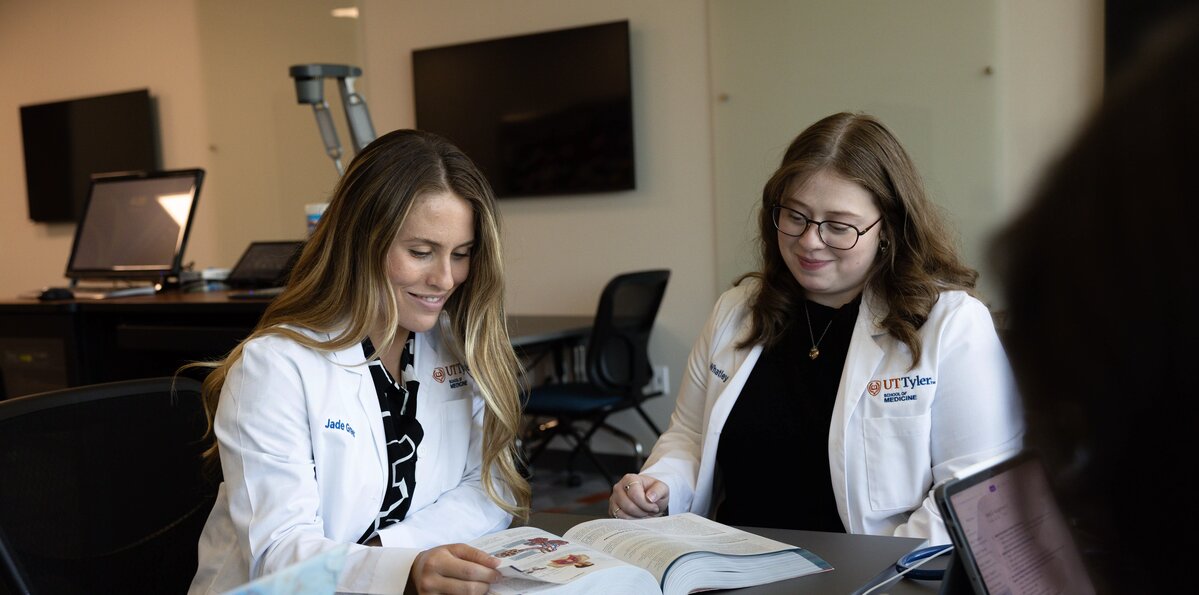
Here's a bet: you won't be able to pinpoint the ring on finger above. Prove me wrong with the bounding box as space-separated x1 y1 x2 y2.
611 505 621 518
624 480 641 492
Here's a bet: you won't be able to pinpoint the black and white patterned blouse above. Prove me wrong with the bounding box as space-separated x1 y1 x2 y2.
358 332 424 544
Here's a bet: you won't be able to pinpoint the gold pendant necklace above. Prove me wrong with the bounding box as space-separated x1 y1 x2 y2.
804 302 835 360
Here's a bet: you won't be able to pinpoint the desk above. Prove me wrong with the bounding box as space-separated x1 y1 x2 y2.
0 291 591 400
0 291 266 398
527 512 938 594
508 314 591 383
508 315 591 350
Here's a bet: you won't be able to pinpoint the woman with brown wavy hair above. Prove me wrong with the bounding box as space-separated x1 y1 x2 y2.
610 112 1023 544
188 129 528 594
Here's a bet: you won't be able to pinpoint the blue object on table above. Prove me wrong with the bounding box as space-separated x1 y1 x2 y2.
895 544 954 580
222 544 348 595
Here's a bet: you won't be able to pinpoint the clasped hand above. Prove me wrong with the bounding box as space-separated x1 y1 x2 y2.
609 473 670 519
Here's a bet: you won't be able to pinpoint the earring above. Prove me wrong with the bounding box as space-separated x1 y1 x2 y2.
880 239 890 252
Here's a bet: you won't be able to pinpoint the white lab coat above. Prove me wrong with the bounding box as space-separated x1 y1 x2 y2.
642 282 1023 544
189 324 512 595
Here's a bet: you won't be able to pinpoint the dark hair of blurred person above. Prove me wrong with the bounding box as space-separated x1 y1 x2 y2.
990 7 1199 593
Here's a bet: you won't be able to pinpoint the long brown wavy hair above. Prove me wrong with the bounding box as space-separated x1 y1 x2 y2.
740 112 977 368
184 129 529 519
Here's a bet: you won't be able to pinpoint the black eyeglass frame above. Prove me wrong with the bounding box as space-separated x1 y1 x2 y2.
771 205 883 250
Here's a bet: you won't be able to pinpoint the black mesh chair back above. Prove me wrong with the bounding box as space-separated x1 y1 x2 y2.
0 377 218 595
522 269 670 484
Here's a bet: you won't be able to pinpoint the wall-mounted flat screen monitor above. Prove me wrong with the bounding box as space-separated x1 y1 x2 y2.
65 169 204 282
19 89 160 223
413 20 635 198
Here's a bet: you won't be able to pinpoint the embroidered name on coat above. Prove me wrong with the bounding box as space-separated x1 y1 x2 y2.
325 418 356 437
709 363 729 383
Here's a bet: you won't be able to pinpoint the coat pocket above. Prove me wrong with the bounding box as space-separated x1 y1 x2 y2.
419 397 473 493
863 414 932 510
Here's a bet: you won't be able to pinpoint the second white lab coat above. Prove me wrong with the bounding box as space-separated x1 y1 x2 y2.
642 282 1023 544
189 324 512 595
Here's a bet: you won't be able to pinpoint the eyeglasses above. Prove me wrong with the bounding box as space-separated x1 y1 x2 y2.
771 205 882 250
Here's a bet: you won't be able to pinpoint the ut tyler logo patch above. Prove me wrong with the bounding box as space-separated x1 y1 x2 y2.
867 380 882 396
432 368 446 383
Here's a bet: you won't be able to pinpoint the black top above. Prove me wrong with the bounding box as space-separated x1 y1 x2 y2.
714 295 861 532
358 333 424 543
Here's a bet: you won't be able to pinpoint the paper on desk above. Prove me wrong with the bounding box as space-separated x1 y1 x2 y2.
221 544 348 595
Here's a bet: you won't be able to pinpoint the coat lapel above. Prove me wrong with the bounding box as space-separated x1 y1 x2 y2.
833 290 888 439
325 333 387 474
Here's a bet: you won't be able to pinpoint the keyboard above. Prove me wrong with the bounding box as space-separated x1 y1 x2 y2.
71 285 158 300
28 285 157 301
228 286 285 300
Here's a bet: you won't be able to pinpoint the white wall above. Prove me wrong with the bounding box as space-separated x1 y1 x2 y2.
356 0 715 453
708 0 1104 308
0 0 211 289
0 0 1102 455
710 0 1002 300
193 0 364 268
997 0 1105 216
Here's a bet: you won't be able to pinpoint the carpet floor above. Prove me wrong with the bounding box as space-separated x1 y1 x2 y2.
527 467 614 517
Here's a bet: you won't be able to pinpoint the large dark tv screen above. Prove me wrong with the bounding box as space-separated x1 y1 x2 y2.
20 89 159 223
413 20 635 198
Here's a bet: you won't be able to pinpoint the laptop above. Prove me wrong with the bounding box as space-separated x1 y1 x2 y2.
33 169 204 300
224 241 303 289
223 241 303 300
934 450 1095 595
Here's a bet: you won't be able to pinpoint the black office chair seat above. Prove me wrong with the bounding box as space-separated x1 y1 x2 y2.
524 384 627 414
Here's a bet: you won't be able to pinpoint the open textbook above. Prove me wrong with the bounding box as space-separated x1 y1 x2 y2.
469 513 833 595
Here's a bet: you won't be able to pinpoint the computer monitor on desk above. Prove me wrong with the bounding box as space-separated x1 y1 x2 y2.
60 169 204 298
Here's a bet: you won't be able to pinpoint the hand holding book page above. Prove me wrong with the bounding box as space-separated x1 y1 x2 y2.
469 513 833 595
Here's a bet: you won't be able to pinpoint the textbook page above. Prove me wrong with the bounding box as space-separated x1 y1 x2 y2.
562 512 832 590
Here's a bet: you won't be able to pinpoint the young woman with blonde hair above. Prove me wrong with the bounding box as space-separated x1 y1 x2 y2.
188 129 528 594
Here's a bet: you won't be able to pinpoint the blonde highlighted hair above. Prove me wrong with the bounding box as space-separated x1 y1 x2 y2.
185 129 529 519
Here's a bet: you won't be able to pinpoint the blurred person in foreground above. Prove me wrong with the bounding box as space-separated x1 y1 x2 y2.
990 8 1199 593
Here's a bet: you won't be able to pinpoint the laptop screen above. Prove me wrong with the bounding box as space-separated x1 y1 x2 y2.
225 241 303 288
934 451 1095 595
65 169 204 281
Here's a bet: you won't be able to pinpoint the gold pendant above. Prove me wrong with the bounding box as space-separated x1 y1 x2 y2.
809 347 820 360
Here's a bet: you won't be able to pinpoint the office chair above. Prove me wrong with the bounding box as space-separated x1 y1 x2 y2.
0 377 218 595
521 269 671 486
